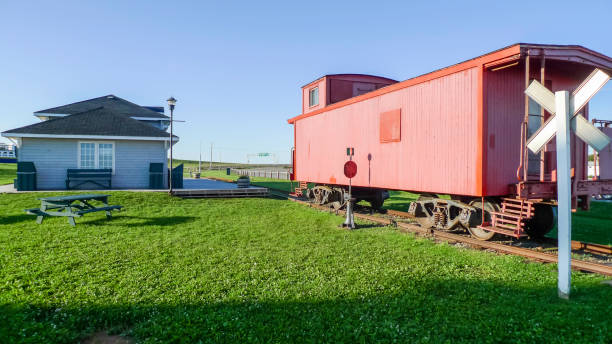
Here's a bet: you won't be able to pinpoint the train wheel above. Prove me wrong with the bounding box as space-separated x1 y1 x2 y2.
467 199 500 241
311 186 333 205
524 204 555 238
414 194 435 228
306 188 315 201
369 199 383 210
368 190 386 210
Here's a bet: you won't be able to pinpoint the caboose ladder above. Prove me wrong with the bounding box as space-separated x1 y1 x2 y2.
291 181 308 198
477 198 535 238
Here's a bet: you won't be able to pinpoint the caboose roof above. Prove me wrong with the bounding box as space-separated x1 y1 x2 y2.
301 74 399 88
288 43 612 124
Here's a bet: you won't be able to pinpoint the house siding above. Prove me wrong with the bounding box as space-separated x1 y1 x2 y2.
114 140 168 189
18 138 168 189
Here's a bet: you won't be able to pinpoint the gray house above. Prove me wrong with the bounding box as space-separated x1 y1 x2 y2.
2 95 178 190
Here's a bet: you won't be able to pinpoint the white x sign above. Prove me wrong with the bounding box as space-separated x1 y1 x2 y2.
525 69 611 153
523 67 611 299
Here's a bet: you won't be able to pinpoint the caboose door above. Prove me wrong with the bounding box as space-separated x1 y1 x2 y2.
526 80 555 180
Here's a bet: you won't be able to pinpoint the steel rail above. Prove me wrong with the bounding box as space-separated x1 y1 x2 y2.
386 208 612 256
288 198 612 276
570 241 612 255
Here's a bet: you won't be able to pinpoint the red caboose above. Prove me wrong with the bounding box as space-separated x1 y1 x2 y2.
288 43 612 240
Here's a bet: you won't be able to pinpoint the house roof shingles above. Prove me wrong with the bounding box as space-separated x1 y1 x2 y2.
3 107 176 139
35 95 169 119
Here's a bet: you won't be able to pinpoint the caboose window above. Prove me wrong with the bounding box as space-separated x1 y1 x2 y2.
309 87 319 107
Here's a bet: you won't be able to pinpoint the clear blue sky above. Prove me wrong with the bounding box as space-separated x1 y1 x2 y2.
2 0 612 163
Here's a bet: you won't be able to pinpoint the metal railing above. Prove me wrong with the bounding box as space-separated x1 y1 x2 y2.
233 169 291 180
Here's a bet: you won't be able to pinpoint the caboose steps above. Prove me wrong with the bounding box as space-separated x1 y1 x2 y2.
475 225 528 238
477 198 535 239
290 181 308 198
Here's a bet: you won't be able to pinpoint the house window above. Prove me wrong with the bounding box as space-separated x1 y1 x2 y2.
98 143 113 169
79 142 115 171
80 143 96 168
309 87 319 107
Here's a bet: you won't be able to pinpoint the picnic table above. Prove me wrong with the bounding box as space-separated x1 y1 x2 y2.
25 194 122 226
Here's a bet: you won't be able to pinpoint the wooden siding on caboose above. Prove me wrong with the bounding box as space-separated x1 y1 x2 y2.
294 67 481 196
291 44 612 199
484 64 524 195
484 59 593 195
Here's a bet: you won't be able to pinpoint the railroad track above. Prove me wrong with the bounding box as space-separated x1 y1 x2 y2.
288 198 612 276
384 208 612 256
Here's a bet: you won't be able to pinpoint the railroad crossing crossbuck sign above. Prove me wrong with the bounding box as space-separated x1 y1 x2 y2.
524 68 611 299
525 69 611 153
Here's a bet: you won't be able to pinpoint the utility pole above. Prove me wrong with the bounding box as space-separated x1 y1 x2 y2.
199 140 202 173
209 143 213 170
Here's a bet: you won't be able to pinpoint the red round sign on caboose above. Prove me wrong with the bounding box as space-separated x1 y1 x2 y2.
344 161 357 178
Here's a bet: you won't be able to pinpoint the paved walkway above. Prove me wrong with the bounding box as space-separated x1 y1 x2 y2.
0 184 15 193
0 178 263 193
182 178 244 190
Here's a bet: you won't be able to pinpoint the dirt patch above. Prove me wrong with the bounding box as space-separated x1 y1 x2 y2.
82 332 133 344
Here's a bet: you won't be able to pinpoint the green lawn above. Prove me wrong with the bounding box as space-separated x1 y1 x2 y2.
191 173 612 245
0 192 610 343
196 169 298 193
383 190 422 210
547 201 612 245
0 163 16 185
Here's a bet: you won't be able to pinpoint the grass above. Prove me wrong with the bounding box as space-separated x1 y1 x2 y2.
383 190 422 211
547 201 612 246
0 163 16 185
0 192 611 343
173 159 243 170
196 169 298 193
192 172 612 245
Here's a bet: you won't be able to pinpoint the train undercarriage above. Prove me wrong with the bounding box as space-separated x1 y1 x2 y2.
301 184 557 241
407 195 555 240
305 185 389 211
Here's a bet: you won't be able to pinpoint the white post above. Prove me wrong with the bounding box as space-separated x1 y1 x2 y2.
555 90 572 299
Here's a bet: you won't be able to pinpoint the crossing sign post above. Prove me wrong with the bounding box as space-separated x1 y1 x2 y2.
342 147 357 229
525 68 611 299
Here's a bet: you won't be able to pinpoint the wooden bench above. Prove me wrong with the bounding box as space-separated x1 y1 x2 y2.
66 169 112 189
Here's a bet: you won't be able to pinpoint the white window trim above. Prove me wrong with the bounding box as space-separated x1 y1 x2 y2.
309 87 319 107
77 141 116 174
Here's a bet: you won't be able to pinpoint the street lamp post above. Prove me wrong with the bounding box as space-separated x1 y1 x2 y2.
167 97 177 194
